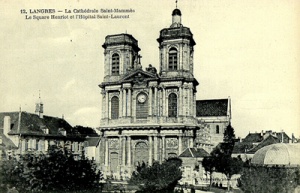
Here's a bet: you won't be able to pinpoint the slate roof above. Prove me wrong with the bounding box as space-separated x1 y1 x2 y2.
85 137 101 147
0 112 81 139
247 135 280 154
243 133 263 143
196 99 228 117
232 142 255 154
179 148 209 158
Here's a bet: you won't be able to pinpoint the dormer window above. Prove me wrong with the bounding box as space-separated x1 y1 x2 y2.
42 127 49 134
58 128 66 136
168 48 178 70
111 53 120 75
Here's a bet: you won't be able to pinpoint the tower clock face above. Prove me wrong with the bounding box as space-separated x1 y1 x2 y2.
137 93 147 103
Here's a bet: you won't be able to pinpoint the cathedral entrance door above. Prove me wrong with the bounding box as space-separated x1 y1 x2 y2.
110 152 119 173
134 141 149 166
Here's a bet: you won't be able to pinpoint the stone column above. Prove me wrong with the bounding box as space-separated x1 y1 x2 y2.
127 136 131 166
154 87 158 116
153 136 158 161
162 87 166 116
105 138 109 166
190 87 193 116
101 90 105 119
105 91 109 119
119 89 123 118
148 136 153 165
178 136 182 155
149 87 152 116
128 89 132 117
187 87 190 116
185 86 188 116
162 136 165 161
122 137 126 166
123 89 127 117
119 136 122 167
179 86 183 116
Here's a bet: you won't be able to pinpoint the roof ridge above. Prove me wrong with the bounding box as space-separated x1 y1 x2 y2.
196 98 228 101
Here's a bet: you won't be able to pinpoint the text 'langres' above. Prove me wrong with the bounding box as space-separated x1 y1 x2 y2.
27 8 135 14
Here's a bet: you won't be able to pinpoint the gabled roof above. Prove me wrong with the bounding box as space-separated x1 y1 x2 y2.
179 148 209 158
232 142 254 154
0 112 80 138
243 133 263 143
85 137 101 147
196 99 229 117
275 132 291 140
247 135 280 154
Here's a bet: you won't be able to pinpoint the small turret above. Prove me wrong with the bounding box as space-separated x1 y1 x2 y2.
171 8 182 28
35 91 43 118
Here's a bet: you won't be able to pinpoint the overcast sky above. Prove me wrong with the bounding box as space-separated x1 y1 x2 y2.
0 0 299 138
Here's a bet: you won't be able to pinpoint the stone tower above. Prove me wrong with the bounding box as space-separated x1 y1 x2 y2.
102 34 141 82
157 8 196 79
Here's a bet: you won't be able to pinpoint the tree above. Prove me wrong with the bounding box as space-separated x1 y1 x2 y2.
0 145 103 192
203 124 243 192
73 125 99 137
202 156 215 189
223 123 236 155
240 165 300 193
129 157 182 193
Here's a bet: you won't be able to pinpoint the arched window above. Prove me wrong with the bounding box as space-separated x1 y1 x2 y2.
168 48 178 70
111 96 119 119
168 93 177 117
216 125 220 134
111 53 120 75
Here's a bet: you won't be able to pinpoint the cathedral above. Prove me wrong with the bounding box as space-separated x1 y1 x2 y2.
98 7 231 179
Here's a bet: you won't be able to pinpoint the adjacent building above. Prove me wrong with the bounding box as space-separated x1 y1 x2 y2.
195 98 231 152
0 100 85 160
232 130 291 160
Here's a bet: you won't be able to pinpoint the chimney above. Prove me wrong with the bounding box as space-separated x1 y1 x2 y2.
3 116 11 137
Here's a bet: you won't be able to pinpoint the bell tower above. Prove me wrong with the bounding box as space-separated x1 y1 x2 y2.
102 34 141 82
157 8 196 79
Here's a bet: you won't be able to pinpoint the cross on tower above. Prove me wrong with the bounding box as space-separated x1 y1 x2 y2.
176 0 178 8
138 54 142 64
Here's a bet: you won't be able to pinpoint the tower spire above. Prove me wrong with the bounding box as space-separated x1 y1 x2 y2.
35 90 44 118
176 0 178 9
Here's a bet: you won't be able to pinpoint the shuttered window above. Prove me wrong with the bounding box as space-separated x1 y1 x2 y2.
111 53 120 75
168 93 178 117
111 96 119 119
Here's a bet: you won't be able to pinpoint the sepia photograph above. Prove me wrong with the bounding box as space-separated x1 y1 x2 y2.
0 0 299 192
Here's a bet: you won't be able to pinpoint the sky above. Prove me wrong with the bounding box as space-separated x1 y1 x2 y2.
0 0 299 138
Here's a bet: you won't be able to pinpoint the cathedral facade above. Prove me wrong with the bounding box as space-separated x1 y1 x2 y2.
98 8 230 179
99 8 197 178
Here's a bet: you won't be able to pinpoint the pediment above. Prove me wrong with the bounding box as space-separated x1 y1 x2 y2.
121 69 158 84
